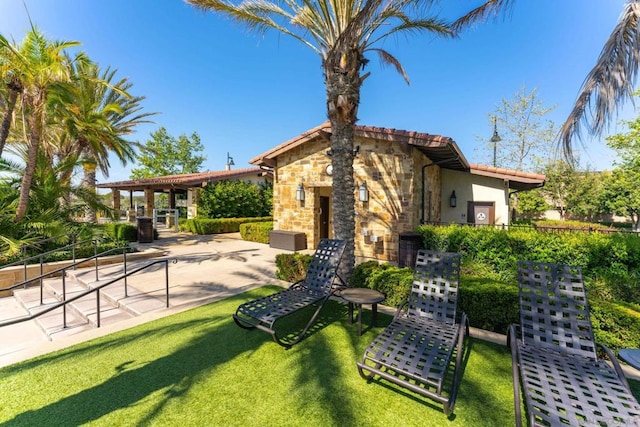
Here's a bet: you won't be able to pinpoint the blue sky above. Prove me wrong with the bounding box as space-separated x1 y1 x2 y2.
0 1 633 184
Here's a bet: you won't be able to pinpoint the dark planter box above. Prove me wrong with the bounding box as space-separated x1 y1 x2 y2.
269 230 307 251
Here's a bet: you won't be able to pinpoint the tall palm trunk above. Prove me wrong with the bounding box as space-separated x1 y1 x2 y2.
324 46 365 277
0 86 20 157
15 102 43 222
82 160 98 223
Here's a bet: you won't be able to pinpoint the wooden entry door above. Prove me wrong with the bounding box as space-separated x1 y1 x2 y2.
319 196 330 239
467 202 495 225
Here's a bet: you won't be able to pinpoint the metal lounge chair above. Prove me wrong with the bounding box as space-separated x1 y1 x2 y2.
510 261 640 426
233 238 346 348
357 250 468 415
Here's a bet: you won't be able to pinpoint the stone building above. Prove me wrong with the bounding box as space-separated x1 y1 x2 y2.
250 122 545 263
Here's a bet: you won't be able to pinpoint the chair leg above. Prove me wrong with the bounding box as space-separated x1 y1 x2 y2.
232 312 257 330
446 314 468 415
271 296 332 348
509 325 523 427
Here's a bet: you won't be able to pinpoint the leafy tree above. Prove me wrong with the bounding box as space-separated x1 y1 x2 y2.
603 116 640 229
514 189 548 220
600 169 640 230
131 127 206 179
188 0 509 275
564 167 606 221
478 86 556 172
198 180 272 218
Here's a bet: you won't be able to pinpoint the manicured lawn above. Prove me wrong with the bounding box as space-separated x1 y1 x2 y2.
0 286 635 426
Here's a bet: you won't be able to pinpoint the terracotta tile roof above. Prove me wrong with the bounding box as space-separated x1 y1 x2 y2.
250 122 468 170
97 167 268 191
469 164 546 190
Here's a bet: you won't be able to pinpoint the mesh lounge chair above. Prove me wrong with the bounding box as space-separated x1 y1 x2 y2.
510 261 640 426
233 238 346 348
357 250 468 415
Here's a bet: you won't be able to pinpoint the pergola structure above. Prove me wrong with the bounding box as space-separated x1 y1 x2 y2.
97 168 271 220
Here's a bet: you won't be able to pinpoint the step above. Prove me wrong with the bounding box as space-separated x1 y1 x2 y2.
72 266 169 316
44 276 134 328
0 294 49 356
13 285 91 340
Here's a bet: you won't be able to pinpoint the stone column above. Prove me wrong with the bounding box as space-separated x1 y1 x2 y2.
145 189 155 217
113 189 121 211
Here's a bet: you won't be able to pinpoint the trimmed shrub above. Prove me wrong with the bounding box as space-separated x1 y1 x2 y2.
103 223 138 242
458 277 519 334
275 253 312 282
183 217 272 235
240 221 273 244
365 266 414 308
349 260 387 288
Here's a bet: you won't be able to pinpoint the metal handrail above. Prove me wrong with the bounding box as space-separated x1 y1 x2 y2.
1 237 103 286
0 258 177 329
1 245 131 301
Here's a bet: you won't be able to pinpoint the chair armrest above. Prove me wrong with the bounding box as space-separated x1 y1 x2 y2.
507 324 520 350
393 301 408 320
598 342 632 392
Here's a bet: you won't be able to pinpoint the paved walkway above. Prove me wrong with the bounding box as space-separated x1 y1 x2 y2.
0 231 291 368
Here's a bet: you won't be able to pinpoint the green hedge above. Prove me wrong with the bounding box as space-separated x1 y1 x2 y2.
417 224 640 303
182 217 272 235
240 221 273 244
275 253 312 282
103 223 138 242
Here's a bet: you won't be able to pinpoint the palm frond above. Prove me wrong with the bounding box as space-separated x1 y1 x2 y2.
451 0 514 34
558 0 640 163
370 48 410 83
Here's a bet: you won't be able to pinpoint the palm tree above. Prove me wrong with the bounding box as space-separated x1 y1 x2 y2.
187 0 510 275
0 36 23 158
559 1 640 162
0 27 81 222
54 54 154 222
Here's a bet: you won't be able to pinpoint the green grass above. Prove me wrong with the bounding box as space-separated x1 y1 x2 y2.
0 286 636 426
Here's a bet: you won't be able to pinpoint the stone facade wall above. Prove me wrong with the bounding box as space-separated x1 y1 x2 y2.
273 135 441 263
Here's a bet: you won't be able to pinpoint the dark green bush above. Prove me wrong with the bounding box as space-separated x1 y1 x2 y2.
183 217 272 235
365 266 414 308
417 224 640 304
275 253 313 282
458 277 519 334
103 223 138 242
240 221 273 244
349 260 387 288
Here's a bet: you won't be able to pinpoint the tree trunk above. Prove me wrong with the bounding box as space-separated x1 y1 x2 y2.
14 108 42 222
0 87 19 158
324 46 365 279
83 161 98 223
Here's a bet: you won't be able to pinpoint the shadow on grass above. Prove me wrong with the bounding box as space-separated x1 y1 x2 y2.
0 291 271 426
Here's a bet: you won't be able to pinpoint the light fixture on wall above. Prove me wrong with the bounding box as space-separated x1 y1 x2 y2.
358 181 369 202
449 190 457 208
296 183 305 201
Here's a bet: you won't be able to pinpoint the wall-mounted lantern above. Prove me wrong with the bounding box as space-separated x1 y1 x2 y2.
358 181 369 202
449 190 457 208
296 183 305 201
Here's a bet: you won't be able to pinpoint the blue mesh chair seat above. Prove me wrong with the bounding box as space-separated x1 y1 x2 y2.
233 239 345 348
357 250 468 415
510 261 640 426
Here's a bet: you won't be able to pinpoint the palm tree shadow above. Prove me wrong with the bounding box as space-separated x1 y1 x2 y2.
1 296 270 426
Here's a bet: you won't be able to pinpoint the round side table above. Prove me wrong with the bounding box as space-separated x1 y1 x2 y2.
340 288 386 336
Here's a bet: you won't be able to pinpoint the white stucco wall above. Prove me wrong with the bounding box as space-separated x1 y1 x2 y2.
440 169 510 225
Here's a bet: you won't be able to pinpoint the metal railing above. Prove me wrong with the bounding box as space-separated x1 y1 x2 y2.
0 235 102 286
0 257 177 329
1 246 134 302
